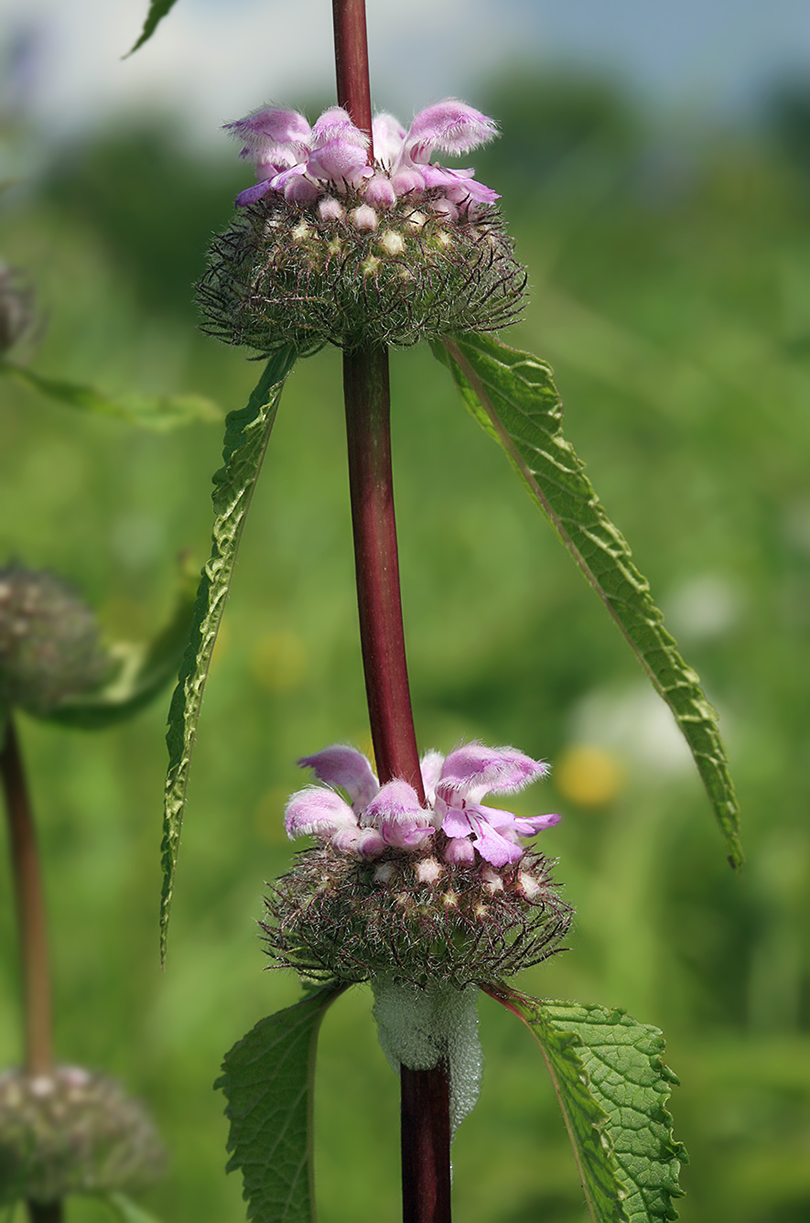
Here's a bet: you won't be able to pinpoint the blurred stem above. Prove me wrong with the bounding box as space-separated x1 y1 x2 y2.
27 1203 63 1223
1 714 54 1075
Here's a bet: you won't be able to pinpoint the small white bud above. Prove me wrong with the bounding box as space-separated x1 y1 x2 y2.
318 196 344 222
379 230 406 256
414 857 443 885
350 204 379 232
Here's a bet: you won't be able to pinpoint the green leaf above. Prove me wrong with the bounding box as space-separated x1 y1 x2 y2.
46 558 198 730
487 987 629 1223
217 984 346 1223
103 1192 164 1223
160 347 296 961
435 333 742 869
488 988 686 1223
0 360 221 430
126 0 181 56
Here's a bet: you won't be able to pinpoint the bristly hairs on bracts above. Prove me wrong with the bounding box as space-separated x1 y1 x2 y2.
197 100 528 355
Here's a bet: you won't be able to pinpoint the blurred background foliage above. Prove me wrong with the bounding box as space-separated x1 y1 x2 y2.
1 61 810 1223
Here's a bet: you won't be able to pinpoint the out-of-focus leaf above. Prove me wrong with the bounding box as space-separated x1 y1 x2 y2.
126 0 181 56
103 1192 164 1223
160 347 296 961
46 558 198 730
217 984 345 1223
0 360 221 430
489 988 686 1222
435 332 742 868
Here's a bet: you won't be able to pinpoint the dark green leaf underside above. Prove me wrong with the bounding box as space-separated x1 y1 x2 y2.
48 558 197 729
160 348 296 960
436 333 742 869
0 360 220 430
126 0 181 55
491 989 685 1223
217 984 345 1223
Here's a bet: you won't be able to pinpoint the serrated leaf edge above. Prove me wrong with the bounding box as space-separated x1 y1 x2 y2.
439 335 742 869
160 349 295 962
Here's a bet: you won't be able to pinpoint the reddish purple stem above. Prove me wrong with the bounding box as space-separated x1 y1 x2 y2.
332 3 452 1219
343 347 424 799
1 715 53 1076
332 0 373 144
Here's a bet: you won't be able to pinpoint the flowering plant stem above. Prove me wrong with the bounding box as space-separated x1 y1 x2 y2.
1 714 64 1223
334 0 451 1216
343 344 452 1223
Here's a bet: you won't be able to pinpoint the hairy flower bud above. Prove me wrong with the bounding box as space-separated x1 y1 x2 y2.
0 1066 166 1205
0 567 111 718
197 100 527 355
262 841 572 988
0 264 37 356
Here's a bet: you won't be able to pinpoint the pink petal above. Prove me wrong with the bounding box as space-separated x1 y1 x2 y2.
419 750 445 806
420 165 499 204
438 743 549 805
284 175 320 204
298 745 379 812
225 107 311 150
405 100 498 164
441 806 474 839
235 180 275 207
284 787 357 840
511 813 561 835
333 826 386 858
470 819 523 867
363 779 429 830
312 106 369 149
372 113 407 168
389 167 426 197
308 138 370 184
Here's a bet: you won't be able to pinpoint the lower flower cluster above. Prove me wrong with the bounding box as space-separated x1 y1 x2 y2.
263 842 571 988
264 741 571 987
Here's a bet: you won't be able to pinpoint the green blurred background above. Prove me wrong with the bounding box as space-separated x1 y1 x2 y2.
2 63 810 1223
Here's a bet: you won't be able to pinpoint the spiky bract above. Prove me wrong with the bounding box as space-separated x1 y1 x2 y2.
262 841 571 988
0 1066 166 1205
197 194 527 356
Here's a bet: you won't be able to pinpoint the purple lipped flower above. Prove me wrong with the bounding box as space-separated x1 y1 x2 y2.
284 741 558 866
285 746 434 858
226 97 499 215
425 743 560 867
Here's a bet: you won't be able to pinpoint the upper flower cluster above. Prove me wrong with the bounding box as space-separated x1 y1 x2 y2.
226 99 499 222
285 742 559 868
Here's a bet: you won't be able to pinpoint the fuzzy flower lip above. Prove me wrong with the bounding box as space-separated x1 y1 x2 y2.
225 98 499 217
284 741 559 865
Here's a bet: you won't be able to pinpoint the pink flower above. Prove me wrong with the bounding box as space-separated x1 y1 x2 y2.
285 745 434 858
426 743 560 867
284 742 559 865
226 98 499 214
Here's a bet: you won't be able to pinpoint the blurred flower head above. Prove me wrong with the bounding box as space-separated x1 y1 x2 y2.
0 263 39 358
